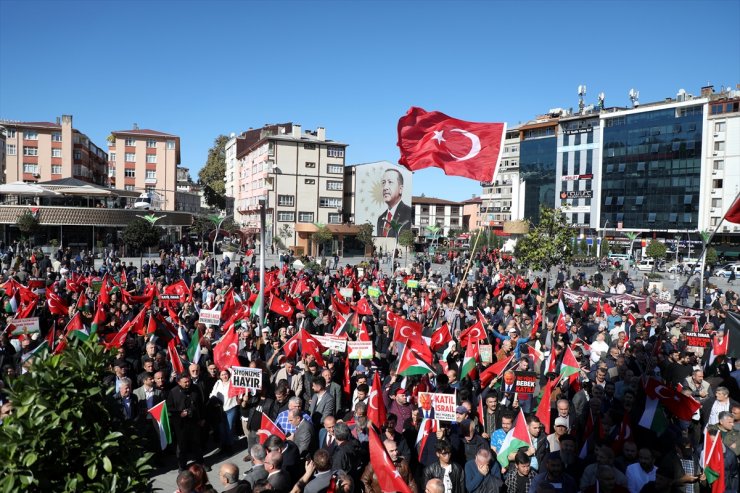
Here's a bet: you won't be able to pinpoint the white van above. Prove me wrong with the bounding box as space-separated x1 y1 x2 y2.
608 253 631 262
637 258 656 271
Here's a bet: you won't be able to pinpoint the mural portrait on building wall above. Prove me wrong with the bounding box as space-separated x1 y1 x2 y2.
353 162 413 237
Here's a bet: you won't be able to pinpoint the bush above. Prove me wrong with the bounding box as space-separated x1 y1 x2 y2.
646 273 664 280
0 340 153 492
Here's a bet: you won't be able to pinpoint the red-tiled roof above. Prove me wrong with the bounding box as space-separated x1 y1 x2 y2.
411 196 462 205
463 197 482 204
111 129 177 137
4 121 61 128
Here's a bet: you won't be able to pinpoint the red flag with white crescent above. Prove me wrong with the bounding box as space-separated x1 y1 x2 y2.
213 326 240 370
368 371 386 429
258 412 285 443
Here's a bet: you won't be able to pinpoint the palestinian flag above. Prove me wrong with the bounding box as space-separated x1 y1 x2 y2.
397 345 435 376
480 354 514 388
459 340 479 380
21 340 50 364
638 397 668 436
76 291 88 311
560 345 579 379
186 329 202 364
703 428 725 493
147 401 172 450
723 312 740 359
90 304 106 338
65 312 89 342
306 299 319 318
311 285 321 303
4 288 19 313
497 409 533 468
530 280 540 295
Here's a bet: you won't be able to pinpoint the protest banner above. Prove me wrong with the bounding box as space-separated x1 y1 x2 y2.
407 280 419 288
9 317 40 335
479 344 493 364
91 280 103 293
514 371 538 394
28 278 46 290
339 288 354 299
417 391 457 422
684 332 712 348
367 286 381 298
230 367 262 390
314 334 347 352
198 309 221 326
347 340 373 359
160 294 182 301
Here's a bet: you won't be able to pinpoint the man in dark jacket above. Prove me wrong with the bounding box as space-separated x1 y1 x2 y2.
455 419 489 463
331 421 367 484
422 439 465 493
166 372 206 471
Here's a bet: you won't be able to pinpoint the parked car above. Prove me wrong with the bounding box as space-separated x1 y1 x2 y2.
637 258 665 272
714 263 740 278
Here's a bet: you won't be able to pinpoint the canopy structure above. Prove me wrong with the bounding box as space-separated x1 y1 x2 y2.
54 185 113 196
0 181 59 197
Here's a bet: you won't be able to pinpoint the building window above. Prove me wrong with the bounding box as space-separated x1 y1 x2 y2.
51 165 62 175
304 143 316 150
319 197 342 208
109 152 116 162
23 146 38 156
326 180 343 191
146 170 156 179
49 132 62 142
713 160 724 171
73 150 82 160
124 185 136 191
167 140 176 149
714 141 725 151
277 212 295 222
6 144 16 155
125 138 135 146
23 164 38 174
51 148 62 158
715 122 726 132
327 146 344 158
125 153 135 162
7 129 16 138
712 198 723 208
298 212 314 223
713 179 723 188
648 213 656 223
278 195 295 207
327 164 343 174
124 168 136 178
305 162 316 168
328 213 342 224
305 178 316 185
24 131 38 140
146 154 157 164
146 139 157 148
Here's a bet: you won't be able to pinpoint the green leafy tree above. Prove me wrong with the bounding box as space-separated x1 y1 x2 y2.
601 237 611 257
190 215 213 247
198 135 229 209
356 223 374 257
398 229 416 267
514 206 576 335
312 226 333 257
580 238 590 257
705 247 718 267
645 240 668 273
122 219 163 264
16 212 40 243
0 340 153 491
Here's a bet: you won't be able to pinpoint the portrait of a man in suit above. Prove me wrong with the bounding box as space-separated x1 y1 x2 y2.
376 168 413 237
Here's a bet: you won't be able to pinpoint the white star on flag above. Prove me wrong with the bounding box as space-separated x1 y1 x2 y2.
431 130 445 144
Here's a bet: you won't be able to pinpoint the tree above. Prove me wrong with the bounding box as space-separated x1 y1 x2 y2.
198 135 229 209
276 224 293 250
705 247 719 267
601 237 611 257
514 206 576 336
190 215 213 248
645 240 668 273
398 229 416 267
16 212 40 243
356 223 374 257
311 226 333 258
122 219 162 265
580 238 590 257
0 340 153 491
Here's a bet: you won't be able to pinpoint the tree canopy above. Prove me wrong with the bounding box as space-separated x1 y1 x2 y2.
122 219 162 254
198 135 229 209
15 212 40 236
514 206 576 272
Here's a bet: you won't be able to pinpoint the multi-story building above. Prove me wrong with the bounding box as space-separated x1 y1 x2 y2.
1 115 108 185
462 196 483 230
556 112 601 232
233 123 348 252
107 126 180 211
704 87 740 237
517 114 560 224
412 196 464 237
481 125 521 230
0 127 5 184
175 166 201 213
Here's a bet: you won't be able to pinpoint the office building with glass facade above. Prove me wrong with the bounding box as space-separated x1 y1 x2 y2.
599 99 706 232
518 119 558 224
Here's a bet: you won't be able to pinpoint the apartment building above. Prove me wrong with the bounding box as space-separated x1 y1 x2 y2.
107 126 180 211
462 196 483 230
232 123 348 249
412 195 464 237
1 115 107 185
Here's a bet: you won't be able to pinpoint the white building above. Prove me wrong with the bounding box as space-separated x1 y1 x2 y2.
412 195 464 238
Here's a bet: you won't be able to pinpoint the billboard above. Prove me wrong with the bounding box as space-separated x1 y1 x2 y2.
353 161 413 237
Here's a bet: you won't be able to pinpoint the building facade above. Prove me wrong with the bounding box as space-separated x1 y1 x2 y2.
462 196 483 230
412 196 464 238
517 116 560 224
107 127 180 211
481 125 522 229
232 124 347 249
1 115 108 186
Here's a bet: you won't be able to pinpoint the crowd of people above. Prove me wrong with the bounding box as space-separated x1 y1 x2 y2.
1 242 740 493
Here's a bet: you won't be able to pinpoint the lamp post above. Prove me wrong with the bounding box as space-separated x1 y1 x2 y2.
210 210 230 274
258 199 266 334
598 219 609 257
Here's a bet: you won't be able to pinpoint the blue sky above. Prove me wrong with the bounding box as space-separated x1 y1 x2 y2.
1 0 738 201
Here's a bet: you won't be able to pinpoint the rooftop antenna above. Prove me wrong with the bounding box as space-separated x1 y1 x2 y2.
628 88 640 108
578 85 587 113
598 92 605 110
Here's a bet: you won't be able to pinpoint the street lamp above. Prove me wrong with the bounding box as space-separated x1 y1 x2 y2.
210 210 230 274
258 199 266 334
598 219 609 257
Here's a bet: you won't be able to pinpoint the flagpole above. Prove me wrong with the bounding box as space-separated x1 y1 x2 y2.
665 190 740 321
451 228 483 309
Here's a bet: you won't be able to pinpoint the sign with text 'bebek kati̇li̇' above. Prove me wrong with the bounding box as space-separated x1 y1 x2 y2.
198 309 221 326
418 391 457 422
230 367 262 390
514 371 538 394
684 332 712 348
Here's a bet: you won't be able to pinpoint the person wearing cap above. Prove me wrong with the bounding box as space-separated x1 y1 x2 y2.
547 417 570 452
385 386 412 433
490 323 532 360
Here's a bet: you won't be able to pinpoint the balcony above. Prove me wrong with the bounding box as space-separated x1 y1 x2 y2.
145 178 157 184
